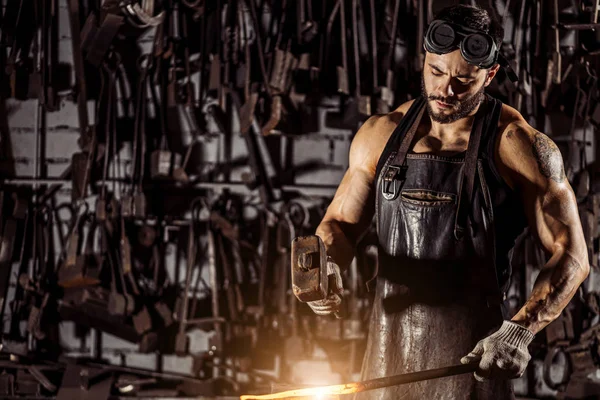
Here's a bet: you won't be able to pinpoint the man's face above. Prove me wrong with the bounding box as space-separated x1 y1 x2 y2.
421 50 499 124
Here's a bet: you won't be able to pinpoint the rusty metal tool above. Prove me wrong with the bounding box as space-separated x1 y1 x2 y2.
291 234 345 319
290 235 328 303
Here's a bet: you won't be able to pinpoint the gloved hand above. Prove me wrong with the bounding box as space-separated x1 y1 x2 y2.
460 320 534 381
307 259 343 317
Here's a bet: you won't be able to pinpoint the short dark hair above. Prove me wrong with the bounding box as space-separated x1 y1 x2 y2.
434 5 504 48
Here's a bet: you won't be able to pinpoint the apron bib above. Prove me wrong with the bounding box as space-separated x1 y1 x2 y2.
356 96 515 400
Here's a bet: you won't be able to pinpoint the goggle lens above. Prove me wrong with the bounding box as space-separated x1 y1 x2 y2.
431 23 456 49
463 33 491 58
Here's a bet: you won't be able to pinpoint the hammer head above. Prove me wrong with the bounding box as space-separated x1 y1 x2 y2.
291 235 329 302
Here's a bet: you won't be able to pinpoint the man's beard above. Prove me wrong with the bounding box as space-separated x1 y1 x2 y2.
421 76 485 124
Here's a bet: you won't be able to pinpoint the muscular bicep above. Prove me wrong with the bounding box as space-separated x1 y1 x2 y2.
321 126 380 235
321 163 376 239
317 115 390 245
497 124 585 254
315 164 376 268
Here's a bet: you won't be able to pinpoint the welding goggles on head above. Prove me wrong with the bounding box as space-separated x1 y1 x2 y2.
424 19 518 82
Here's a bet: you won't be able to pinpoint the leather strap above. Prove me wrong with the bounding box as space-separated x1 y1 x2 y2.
393 105 427 167
380 104 427 199
454 99 488 240
375 96 426 177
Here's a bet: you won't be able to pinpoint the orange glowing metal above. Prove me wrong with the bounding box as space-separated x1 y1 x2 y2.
240 382 359 399
240 363 478 399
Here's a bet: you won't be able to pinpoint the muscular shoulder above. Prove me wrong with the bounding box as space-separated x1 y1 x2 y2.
495 104 567 190
350 100 415 176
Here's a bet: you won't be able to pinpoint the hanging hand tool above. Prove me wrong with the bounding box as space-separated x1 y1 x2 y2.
118 212 152 335
96 56 118 222
40 0 59 111
238 1 260 136
107 209 134 317
368 0 379 111
208 0 223 100
152 14 183 180
337 0 350 95
321 0 340 87
58 214 104 289
150 243 173 328
206 216 224 356
171 8 201 182
552 0 562 85
414 0 425 72
132 56 151 217
107 240 135 317
0 195 27 327
352 0 371 116
340 0 372 125
67 0 96 202
375 0 401 113
10 203 32 343
262 1 297 135
175 217 197 355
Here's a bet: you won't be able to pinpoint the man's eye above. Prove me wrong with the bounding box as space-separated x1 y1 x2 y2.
457 79 472 86
431 70 443 76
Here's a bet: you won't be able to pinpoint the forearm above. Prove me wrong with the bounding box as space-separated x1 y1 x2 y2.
511 246 589 334
315 219 358 271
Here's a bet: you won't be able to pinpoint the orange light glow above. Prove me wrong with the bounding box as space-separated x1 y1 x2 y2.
240 382 360 399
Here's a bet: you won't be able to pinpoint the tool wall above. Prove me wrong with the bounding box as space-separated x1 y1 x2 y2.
0 0 599 399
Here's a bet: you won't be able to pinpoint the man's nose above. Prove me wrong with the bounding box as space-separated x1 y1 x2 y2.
436 78 455 98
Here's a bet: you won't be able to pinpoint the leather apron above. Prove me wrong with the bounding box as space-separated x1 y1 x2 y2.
355 95 523 400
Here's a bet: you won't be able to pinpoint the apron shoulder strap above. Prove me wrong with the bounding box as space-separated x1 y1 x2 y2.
375 97 426 178
454 98 489 240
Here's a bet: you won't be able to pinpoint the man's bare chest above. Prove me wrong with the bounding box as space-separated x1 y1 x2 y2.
409 129 471 157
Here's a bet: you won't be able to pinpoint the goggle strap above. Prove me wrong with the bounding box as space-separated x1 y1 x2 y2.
497 54 519 83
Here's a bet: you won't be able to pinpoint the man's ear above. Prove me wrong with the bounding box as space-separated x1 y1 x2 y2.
484 64 501 87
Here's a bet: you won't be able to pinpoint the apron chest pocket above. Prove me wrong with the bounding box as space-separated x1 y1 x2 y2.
400 189 456 207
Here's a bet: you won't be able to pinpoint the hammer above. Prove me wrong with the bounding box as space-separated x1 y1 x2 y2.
291 235 344 318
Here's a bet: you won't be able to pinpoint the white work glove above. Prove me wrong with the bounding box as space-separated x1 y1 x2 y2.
307 260 343 316
460 320 534 381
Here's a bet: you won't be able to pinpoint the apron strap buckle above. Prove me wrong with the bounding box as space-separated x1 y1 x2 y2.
382 164 408 200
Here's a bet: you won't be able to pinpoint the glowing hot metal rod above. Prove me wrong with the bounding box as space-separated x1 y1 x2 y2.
240 364 478 399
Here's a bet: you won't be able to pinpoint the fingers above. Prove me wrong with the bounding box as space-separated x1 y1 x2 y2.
327 261 343 294
474 370 487 382
461 341 521 381
308 294 342 315
473 351 528 381
460 353 482 365
460 341 484 364
475 351 494 381
307 262 344 316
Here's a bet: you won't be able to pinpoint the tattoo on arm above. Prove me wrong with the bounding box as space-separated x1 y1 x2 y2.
532 131 566 183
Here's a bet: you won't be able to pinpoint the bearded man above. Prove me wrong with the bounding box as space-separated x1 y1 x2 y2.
302 4 590 399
